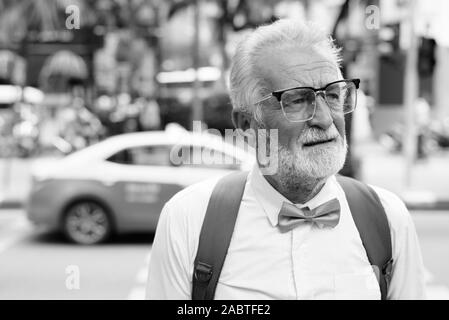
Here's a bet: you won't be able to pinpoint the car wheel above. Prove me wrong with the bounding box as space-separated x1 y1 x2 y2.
63 201 112 245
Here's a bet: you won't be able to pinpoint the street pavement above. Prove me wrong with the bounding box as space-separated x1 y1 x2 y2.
0 208 449 300
357 141 449 210
0 209 153 299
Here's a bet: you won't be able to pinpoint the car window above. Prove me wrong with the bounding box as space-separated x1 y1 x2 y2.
170 145 240 170
107 145 171 166
106 148 132 164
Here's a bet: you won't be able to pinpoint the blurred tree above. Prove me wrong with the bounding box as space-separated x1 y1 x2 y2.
165 0 280 82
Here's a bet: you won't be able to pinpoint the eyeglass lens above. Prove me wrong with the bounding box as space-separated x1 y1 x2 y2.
280 81 357 121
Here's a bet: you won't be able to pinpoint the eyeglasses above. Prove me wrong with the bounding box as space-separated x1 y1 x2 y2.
255 79 360 122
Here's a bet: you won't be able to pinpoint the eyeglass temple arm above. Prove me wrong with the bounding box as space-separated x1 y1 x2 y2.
255 94 274 104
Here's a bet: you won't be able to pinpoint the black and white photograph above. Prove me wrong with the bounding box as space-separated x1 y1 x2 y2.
0 0 449 305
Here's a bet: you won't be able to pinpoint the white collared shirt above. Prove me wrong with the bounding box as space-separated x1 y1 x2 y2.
146 165 427 300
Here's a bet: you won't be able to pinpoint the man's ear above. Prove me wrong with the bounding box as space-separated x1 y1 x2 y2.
232 109 253 131
232 109 258 148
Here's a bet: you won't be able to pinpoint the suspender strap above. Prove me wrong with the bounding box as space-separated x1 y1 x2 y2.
192 171 249 300
336 175 393 300
192 172 393 300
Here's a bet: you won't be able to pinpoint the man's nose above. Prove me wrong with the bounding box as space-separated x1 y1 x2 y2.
308 95 333 129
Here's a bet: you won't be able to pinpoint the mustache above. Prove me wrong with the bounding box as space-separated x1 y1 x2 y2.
298 125 341 144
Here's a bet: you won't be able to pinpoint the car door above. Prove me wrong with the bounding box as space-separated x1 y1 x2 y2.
102 145 184 232
168 144 243 184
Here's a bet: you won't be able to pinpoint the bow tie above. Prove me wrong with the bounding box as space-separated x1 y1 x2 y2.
278 198 341 232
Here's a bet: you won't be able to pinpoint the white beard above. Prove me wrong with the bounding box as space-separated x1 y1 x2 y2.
276 125 348 190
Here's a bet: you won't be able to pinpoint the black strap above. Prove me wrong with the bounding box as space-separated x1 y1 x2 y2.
192 171 248 300
336 175 393 300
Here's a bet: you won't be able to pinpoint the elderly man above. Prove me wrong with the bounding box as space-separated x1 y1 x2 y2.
146 19 426 300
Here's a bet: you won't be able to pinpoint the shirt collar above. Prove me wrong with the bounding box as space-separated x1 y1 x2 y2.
248 163 339 227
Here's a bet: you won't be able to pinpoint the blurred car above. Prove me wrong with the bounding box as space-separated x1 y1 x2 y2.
26 124 255 244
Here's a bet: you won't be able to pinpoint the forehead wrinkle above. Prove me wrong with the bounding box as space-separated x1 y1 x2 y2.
281 60 338 86
288 60 337 72
283 67 337 89
257 50 339 91
291 72 313 87
287 64 338 79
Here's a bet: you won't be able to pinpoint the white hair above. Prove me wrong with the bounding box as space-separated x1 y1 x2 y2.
229 19 343 119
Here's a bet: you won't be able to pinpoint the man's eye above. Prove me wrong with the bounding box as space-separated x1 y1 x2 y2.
327 93 340 100
291 98 306 104
287 95 309 104
283 104 299 113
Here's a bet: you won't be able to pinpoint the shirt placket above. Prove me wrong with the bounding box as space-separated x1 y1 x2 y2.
291 222 313 300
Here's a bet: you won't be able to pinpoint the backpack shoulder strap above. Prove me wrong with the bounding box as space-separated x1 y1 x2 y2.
192 171 249 300
336 175 393 300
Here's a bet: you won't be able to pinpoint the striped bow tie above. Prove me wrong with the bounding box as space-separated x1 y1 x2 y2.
278 198 341 232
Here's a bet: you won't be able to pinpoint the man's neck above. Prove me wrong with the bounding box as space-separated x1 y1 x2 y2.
263 174 327 204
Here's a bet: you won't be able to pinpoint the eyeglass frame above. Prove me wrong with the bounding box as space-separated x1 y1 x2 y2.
254 78 360 123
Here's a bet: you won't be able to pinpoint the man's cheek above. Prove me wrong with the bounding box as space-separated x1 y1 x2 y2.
334 115 346 137
286 126 304 148
287 135 302 154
